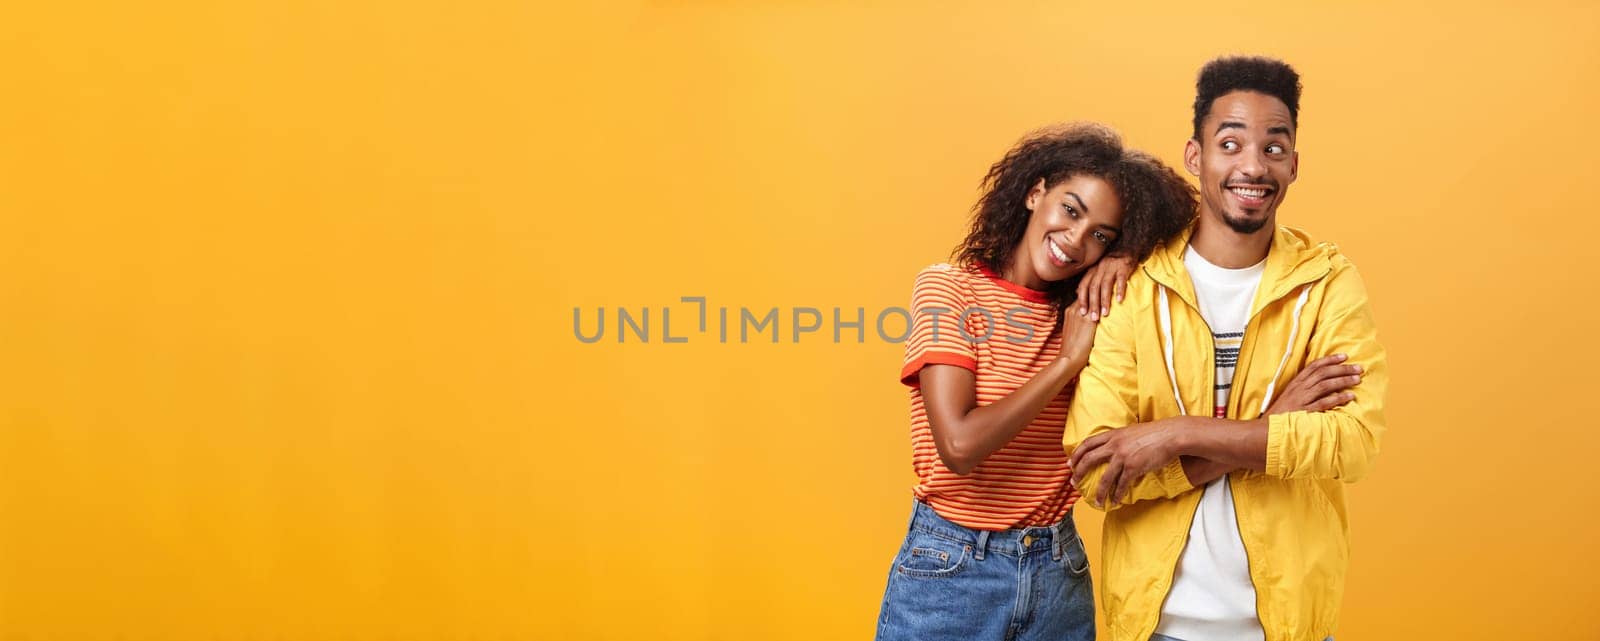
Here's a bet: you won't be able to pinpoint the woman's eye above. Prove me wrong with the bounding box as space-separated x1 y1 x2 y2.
1093 231 1109 244
1064 205 1078 218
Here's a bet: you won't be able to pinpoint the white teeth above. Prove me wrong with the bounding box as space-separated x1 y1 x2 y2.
1047 239 1071 263
1230 187 1268 198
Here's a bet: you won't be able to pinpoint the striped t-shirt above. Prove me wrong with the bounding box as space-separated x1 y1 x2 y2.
898 263 1080 530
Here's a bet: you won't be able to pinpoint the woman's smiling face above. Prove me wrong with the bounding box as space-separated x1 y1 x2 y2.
1012 174 1124 289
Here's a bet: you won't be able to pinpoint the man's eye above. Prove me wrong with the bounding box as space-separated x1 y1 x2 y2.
1221 141 1239 151
1267 144 1286 154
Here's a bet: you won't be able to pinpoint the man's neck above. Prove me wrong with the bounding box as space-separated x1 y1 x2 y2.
1189 211 1274 269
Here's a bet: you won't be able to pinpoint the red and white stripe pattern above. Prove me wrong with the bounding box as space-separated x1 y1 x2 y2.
899 263 1080 531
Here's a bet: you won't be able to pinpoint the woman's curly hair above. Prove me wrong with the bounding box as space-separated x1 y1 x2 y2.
953 123 1196 308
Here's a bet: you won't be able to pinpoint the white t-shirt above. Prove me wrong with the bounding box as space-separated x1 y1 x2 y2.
1154 245 1267 641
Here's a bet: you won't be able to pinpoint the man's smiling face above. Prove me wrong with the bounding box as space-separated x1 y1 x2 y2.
1185 90 1299 234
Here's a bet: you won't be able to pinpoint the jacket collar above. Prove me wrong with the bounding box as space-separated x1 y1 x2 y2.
1142 223 1333 318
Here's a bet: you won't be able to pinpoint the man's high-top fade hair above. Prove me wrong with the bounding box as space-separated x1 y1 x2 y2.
1191 56 1302 140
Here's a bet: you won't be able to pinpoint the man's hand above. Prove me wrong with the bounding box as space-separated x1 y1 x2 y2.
1069 418 1188 506
1065 355 1361 508
1265 353 1363 416
1076 254 1135 321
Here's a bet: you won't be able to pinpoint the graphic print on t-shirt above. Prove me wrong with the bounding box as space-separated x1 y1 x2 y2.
1213 331 1243 418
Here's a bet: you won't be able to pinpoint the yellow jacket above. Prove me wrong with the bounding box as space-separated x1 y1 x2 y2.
1065 225 1389 641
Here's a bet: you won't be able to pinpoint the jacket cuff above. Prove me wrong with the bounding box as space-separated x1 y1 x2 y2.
1266 412 1291 478
1159 458 1194 495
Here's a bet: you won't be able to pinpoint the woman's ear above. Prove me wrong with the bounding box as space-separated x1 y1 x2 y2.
1025 178 1047 212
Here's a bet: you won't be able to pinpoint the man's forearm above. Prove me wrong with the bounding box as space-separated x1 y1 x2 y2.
1070 415 1271 506
1176 417 1269 472
1179 455 1234 486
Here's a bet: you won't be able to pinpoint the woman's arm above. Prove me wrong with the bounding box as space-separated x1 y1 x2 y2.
919 310 1098 475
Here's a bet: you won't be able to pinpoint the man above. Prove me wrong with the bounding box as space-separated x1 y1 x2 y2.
1063 56 1388 641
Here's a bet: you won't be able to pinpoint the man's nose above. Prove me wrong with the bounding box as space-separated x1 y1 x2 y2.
1238 149 1268 180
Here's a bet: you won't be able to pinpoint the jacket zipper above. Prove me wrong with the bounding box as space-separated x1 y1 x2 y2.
1163 273 1328 641
1230 308 1267 638
1150 294 1216 640
1226 270 1329 640
1147 249 1332 641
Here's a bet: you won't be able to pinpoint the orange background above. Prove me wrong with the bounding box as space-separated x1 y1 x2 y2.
3 1 1598 639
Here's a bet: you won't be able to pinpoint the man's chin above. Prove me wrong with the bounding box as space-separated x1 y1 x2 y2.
1223 211 1271 234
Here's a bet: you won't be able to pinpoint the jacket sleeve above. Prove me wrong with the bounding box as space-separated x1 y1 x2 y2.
1064 278 1195 511
1264 259 1389 482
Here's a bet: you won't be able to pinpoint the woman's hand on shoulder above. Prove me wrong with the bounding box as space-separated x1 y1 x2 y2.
1075 253 1136 321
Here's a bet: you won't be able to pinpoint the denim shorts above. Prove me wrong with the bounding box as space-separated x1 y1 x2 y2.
874 500 1095 641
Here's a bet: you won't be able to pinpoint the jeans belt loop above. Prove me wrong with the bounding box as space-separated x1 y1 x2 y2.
974 530 990 561
1051 511 1070 561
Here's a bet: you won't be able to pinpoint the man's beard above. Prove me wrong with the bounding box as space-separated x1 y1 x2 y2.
1222 209 1271 234
1214 179 1278 234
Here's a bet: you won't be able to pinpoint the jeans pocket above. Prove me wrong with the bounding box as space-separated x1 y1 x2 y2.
1060 529 1089 576
895 532 971 579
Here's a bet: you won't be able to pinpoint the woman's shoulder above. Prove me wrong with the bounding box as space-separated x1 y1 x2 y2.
912 262 985 284
907 263 984 310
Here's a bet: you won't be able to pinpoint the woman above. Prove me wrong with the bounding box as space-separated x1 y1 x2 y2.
874 123 1195 641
